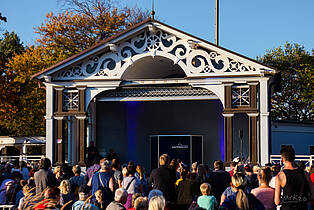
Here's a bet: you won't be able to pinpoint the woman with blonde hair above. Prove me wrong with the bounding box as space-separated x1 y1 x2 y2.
148 195 165 210
220 173 264 210
59 180 75 210
251 167 275 210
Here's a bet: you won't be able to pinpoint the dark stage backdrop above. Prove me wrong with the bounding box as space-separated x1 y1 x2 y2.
96 100 225 172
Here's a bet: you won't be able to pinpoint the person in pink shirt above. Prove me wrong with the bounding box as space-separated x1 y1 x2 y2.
251 167 275 210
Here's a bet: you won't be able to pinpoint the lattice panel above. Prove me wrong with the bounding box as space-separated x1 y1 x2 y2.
63 91 79 111
232 86 249 107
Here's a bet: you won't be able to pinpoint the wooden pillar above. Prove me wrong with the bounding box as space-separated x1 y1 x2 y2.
54 116 65 164
77 86 86 113
76 116 86 166
224 84 233 110
248 113 259 163
55 87 64 113
248 82 258 109
223 113 234 162
53 86 64 165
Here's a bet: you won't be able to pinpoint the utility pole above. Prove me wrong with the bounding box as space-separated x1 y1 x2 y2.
215 0 219 46
151 0 155 20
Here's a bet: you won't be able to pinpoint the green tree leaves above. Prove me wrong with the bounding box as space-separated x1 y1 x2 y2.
258 42 314 121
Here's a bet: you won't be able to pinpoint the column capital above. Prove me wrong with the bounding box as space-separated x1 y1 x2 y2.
75 115 87 120
247 112 259 117
45 115 53 120
247 81 259 86
54 116 65 120
222 113 234 117
223 82 234 86
76 85 87 90
54 86 64 91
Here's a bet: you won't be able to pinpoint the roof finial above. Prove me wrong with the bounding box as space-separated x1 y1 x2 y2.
151 0 155 20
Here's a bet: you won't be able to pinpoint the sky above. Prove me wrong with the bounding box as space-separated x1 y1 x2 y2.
1 0 313 59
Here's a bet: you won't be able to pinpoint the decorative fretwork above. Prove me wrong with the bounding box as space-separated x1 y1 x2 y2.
63 90 79 111
54 28 258 80
98 85 216 99
232 85 249 107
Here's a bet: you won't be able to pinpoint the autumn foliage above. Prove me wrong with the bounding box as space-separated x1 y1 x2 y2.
0 0 148 136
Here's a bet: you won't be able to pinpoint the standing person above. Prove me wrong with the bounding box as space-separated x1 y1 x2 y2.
176 170 193 210
54 165 63 185
69 165 86 200
34 158 56 194
197 183 217 210
88 158 114 207
106 188 128 210
190 162 198 180
122 161 142 209
228 162 236 178
275 147 313 210
245 164 259 190
220 173 265 210
148 196 165 210
251 167 275 210
150 154 177 203
19 161 29 180
72 185 99 210
209 160 231 204
59 180 75 210
86 157 101 182
111 159 123 192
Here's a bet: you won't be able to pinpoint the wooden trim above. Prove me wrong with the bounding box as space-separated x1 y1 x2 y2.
78 119 86 166
56 119 64 164
56 88 63 113
224 108 258 114
224 115 233 162
186 74 262 79
78 88 85 112
249 115 258 163
54 112 86 117
249 84 257 109
224 86 232 109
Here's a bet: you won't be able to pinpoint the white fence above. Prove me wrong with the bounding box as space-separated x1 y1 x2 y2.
270 155 314 166
0 205 15 210
0 155 45 162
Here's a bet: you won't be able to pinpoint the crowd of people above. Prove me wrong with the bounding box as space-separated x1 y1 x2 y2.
0 146 313 210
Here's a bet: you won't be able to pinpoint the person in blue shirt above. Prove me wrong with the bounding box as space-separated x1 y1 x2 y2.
197 183 218 210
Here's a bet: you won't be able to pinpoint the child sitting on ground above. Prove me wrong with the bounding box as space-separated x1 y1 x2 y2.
197 183 218 210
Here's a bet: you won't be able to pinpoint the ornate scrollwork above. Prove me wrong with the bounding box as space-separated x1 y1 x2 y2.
53 27 258 80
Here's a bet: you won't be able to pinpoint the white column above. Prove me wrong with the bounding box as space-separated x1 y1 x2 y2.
44 83 54 161
260 78 269 165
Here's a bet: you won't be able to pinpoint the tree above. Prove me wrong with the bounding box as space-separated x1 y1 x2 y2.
0 32 24 135
258 42 314 121
36 0 148 56
1 0 148 136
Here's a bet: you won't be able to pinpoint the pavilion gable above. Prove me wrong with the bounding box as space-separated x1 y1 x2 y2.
34 20 275 81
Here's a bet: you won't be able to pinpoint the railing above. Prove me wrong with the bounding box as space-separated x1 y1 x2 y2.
0 205 15 210
270 155 314 166
0 155 45 162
